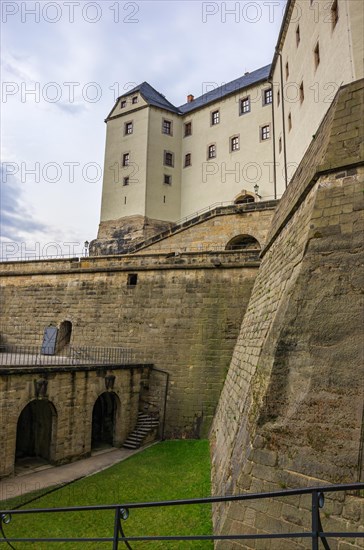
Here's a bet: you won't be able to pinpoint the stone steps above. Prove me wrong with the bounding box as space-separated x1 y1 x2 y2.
122 412 160 450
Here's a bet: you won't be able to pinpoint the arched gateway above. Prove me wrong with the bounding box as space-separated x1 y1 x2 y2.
15 399 57 464
91 392 119 450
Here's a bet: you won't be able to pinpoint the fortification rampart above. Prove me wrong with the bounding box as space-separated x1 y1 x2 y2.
0 250 259 439
210 80 364 547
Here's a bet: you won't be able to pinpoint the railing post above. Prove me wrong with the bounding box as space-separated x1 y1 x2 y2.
112 506 120 550
312 490 319 550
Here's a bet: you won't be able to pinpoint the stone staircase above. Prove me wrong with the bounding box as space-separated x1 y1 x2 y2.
122 412 160 450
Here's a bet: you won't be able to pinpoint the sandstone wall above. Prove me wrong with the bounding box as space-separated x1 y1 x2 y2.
133 205 276 254
0 365 143 478
210 80 364 547
0 252 258 438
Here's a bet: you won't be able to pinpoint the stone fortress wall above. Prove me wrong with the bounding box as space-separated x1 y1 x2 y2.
210 79 364 548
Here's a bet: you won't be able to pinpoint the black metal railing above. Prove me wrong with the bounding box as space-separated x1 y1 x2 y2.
1 483 363 548
0 344 134 366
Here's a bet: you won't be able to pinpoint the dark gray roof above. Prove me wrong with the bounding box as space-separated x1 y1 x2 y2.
178 64 271 114
116 64 271 118
120 82 180 114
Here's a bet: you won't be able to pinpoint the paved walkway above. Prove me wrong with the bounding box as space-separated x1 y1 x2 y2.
0 444 157 503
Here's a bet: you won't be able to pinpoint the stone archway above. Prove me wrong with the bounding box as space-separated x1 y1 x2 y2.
226 234 261 251
234 193 255 204
15 400 57 464
57 320 72 352
91 392 119 450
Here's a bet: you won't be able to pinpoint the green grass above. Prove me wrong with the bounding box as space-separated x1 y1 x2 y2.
1 440 213 549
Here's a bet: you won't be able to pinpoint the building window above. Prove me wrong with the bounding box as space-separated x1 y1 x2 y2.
122 153 130 167
125 121 133 135
184 153 191 167
263 88 273 105
288 113 292 131
211 110 220 125
120 100 126 109
207 144 216 159
300 81 305 103
127 273 138 287
164 174 172 185
296 24 300 47
277 89 281 106
240 97 250 114
261 125 270 141
164 151 174 167
331 0 338 29
230 135 240 152
162 119 172 135
184 122 192 136
123 176 129 186
279 137 282 153
314 41 320 69
285 61 289 80
132 96 138 104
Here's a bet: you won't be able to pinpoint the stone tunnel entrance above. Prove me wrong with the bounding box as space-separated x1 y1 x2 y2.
91 392 118 450
15 399 56 467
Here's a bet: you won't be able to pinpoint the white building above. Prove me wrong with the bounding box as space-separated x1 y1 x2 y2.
96 0 363 248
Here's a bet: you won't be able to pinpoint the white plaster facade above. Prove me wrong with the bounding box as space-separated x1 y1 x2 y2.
99 0 363 226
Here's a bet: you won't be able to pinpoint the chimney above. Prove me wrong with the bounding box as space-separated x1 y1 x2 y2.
187 94 194 103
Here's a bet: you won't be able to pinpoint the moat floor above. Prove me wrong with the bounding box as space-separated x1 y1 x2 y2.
0 443 157 502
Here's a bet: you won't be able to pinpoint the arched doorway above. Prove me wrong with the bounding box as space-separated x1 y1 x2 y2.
234 193 255 204
57 320 72 352
91 392 118 450
15 400 56 464
226 234 261 251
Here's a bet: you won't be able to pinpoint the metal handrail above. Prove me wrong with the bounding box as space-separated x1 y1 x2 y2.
0 344 133 366
1 483 363 548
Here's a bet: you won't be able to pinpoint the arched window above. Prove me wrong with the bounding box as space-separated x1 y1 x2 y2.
234 194 255 204
226 234 261 251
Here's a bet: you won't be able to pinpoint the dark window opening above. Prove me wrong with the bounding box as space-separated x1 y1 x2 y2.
234 194 255 205
226 234 261 251
184 122 192 136
184 153 191 167
211 110 220 125
162 119 172 135
127 273 138 287
208 144 216 159
240 97 250 114
164 151 174 167
263 88 272 105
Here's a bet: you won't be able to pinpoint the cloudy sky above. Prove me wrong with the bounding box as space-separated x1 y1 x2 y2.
1 0 286 260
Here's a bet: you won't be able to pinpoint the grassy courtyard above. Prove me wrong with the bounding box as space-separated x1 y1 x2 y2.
1 440 213 549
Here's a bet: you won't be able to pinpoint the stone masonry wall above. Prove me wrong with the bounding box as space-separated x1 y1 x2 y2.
0 365 143 478
133 206 276 254
210 80 364 548
0 252 258 438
